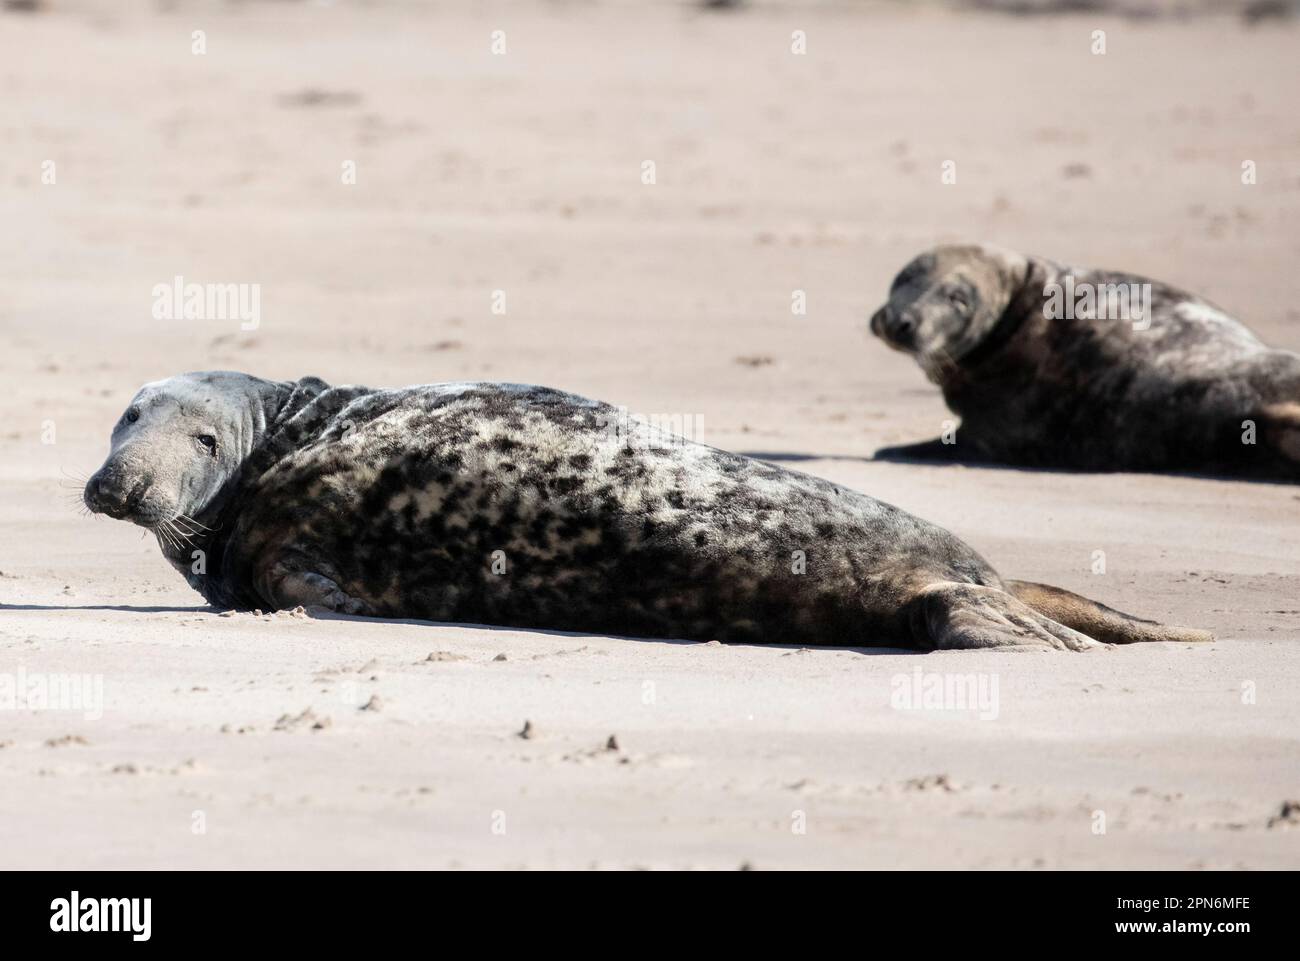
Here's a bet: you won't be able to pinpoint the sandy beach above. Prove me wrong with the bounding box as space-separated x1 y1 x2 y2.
1 0 1298 869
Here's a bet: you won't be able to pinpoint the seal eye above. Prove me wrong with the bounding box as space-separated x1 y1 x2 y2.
195 434 218 456
125 408 140 424
948 289 971 312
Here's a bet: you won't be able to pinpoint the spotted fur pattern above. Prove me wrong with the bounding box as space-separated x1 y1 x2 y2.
175 378 1001 644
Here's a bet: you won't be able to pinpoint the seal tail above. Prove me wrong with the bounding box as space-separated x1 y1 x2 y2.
1005 580 1213 645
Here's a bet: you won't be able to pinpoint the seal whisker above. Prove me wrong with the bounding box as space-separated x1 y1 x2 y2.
175 512 219 532
170 520 202 543
153 524 177 551
168 519 195 548
158 521 187 551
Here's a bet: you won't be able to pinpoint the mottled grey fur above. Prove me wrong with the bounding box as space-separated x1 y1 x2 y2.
871 243 1300 479
84 371 1209 650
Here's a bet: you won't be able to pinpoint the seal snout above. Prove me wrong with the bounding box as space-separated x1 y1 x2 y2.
870 304 917 351
84 465 151 520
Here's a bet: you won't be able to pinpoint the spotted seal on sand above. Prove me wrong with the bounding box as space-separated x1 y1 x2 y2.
83 371 1209 650
870 243 1300 479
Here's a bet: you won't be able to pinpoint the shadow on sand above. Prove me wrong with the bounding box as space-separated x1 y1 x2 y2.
0 603 921 655
745 449 1300 487
0 603 210 614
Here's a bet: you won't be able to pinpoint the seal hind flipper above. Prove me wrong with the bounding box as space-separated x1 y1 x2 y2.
1258 402 1300 471
911 582 1102 651
1005 580 1213 645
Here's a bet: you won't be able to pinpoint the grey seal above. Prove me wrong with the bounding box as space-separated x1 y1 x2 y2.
870 243 1300 479
83 371 1209 650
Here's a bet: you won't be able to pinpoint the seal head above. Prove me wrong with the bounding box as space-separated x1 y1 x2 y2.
870 244 1034 383
84 371 290 533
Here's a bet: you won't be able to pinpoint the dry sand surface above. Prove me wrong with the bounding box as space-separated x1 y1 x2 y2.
2 1 1298 869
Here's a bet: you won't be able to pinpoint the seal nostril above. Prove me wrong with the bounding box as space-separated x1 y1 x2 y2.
85 474 105 507
895 315 917 339
85 468 135 515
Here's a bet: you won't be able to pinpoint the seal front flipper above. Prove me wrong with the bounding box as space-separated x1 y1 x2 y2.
909 582 1103 651
873 437 965 463
263 565 371 616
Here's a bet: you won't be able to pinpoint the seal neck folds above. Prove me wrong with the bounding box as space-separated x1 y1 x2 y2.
953 257 1051 376
157 376 330 594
